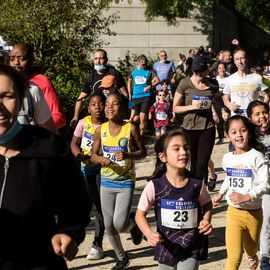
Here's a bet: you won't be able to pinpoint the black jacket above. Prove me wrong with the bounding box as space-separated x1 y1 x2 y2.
0 126 91 269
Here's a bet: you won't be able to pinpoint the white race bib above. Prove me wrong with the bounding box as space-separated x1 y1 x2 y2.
227 168 252 194
156 111 168 120
81 131 93 151
161 199 198 229
103 145 127 166
192 95 212 110
134 76 147 85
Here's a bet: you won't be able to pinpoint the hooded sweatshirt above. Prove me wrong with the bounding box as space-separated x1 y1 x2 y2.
0 125 91 270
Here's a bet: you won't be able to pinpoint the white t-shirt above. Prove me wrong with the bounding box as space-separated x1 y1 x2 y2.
216 76 227 93
223 72 268 113
18 83 51 125
220 148 269 210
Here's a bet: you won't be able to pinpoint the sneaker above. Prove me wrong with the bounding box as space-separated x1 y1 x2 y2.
129 212 143 245
208 174 217 192
111 253 130 270
86 245 104 260
248 255 259 270
260 256 270 270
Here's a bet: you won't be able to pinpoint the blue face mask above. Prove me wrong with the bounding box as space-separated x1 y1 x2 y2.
0 121 22 145
94 65 106 72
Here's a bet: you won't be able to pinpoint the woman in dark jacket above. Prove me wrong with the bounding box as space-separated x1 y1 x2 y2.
0 64 91 269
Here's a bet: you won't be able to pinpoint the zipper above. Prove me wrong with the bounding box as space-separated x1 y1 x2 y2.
0 157 9 208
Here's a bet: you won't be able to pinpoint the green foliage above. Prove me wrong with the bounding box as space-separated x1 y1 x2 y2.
143 0 205 25
116 50 158 80
0 0 117 133
234 0 270 32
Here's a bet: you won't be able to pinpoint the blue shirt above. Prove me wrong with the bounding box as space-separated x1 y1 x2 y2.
153 61 176 90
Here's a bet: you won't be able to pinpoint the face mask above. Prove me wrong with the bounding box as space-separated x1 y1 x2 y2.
160 60 166 63
94 65 106 72
0 121 22 145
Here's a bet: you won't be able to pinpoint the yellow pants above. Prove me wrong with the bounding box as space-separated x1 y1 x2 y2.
225 205 262 270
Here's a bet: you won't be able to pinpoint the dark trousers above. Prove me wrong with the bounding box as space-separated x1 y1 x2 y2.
183 126 216 184
84 173 105 248
213 98 225 140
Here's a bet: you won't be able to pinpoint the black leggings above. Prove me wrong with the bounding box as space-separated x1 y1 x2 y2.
183 126 215 184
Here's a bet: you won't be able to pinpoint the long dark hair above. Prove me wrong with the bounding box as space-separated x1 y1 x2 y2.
148 129 187 181
224 115 266 153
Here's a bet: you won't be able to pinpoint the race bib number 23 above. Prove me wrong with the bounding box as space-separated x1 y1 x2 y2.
161 199 198 229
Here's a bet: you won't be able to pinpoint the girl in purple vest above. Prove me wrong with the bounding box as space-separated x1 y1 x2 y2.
135 129 213 270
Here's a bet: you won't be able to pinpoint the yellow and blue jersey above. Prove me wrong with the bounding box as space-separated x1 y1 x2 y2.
100 121 135 188
80 116 100 176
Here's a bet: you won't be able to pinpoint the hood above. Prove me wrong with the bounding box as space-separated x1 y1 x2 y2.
16 125 69 158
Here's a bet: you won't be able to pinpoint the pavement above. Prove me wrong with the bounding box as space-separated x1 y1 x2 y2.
67 138 253 270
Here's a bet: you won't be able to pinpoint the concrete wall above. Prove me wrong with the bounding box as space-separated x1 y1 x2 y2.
101 0 210 65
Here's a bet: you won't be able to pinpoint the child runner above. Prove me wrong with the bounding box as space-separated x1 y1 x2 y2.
149 89 175 139
212 115 270 270
70 93 106 260
136 129 213 270
247 100 270 270
91 93 147 269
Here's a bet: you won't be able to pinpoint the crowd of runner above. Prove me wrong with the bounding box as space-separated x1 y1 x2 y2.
1 38 270 270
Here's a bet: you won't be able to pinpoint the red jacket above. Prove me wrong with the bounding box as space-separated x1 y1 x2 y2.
30 73 66 129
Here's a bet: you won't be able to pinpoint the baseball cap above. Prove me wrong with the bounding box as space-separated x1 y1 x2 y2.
191 55 208 72
100 75 116 88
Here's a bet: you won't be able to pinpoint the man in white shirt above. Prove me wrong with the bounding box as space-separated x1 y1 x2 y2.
223 48 269 116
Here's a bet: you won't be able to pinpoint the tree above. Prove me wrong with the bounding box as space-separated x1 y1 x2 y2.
0 0 117 130
105 0 270 31
0 0 116 78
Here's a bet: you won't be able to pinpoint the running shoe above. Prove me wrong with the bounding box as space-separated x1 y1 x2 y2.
129 212 143 245
208 174 217 192
86 245 104 260
111 253 130 270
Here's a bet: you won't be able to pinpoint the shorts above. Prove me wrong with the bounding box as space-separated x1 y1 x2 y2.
132 96 151 114
155 126 167 133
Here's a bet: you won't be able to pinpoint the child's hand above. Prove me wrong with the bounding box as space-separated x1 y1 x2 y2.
146 231 164 247
148 114 152 120
114 151 128 161
198 219 213 235
229 102 240 112
212 193 223 207
100 157 111 166
76 153 90 163
229 192 251 205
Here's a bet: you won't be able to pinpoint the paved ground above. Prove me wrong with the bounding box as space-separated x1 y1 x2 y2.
67 139 253 270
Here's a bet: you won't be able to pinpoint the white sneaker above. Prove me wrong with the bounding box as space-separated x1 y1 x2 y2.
86 246 104 260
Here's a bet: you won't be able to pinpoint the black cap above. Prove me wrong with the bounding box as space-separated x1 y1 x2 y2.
191 55 208 72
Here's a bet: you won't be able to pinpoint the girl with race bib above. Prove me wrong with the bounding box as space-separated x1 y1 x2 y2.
136 129 213 270
173 55 221 184
149 89 175 139
91 93 146 269
247 100 270 270
212 115 270 270
70 93 106 260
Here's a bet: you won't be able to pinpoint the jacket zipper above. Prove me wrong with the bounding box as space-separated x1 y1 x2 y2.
0 157 9 208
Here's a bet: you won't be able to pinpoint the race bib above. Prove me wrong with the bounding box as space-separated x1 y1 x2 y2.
227 168 252 194
81 131 93 151
192 95 212 110
161 199 198 229
156 111 168 120
103 145 127 166
134 76 147 85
